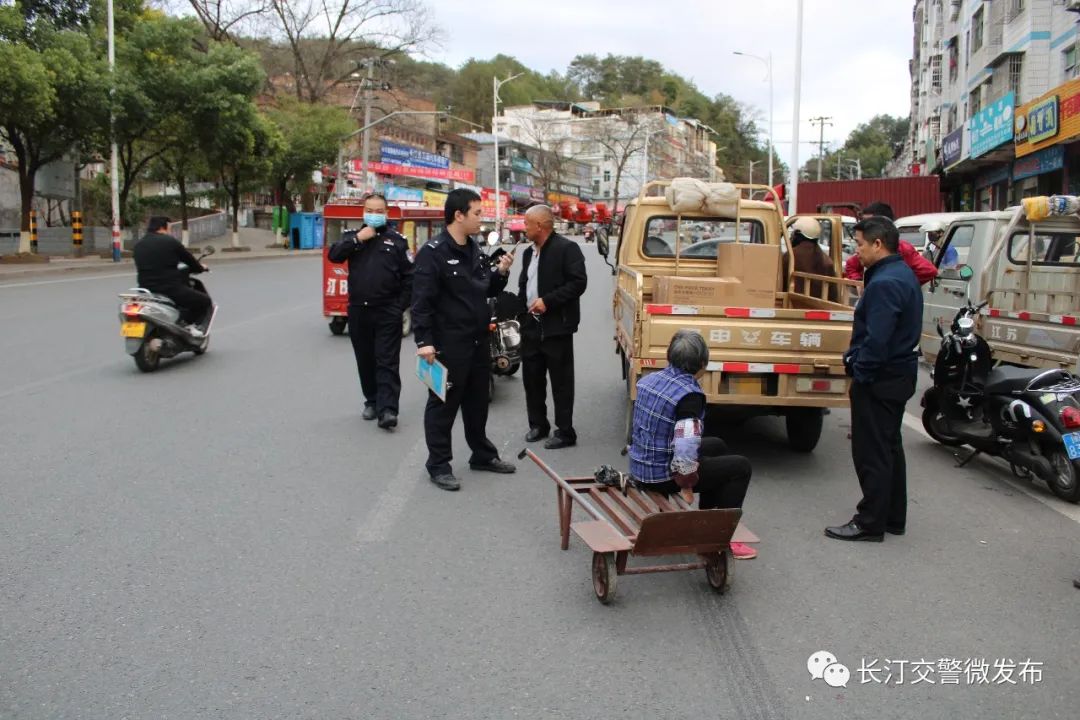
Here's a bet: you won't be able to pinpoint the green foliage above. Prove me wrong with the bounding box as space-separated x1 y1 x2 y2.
265 97 352 209
804 114 911 179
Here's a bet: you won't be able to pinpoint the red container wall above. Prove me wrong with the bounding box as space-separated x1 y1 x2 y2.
794 176 943 218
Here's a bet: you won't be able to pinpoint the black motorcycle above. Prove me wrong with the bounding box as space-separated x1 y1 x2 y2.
482 235 524 401
921 301 1080 502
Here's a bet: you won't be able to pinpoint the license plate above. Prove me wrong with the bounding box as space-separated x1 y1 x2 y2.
121 321 146 338
1064 431 1080 460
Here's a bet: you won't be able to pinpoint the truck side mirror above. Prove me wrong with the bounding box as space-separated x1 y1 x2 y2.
958 264 974 281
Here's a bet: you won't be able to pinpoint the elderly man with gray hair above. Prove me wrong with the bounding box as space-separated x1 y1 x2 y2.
628 329 757 559
519 204 588 449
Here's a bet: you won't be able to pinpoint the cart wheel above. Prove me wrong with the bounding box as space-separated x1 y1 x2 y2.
329 317 347 336
592 552 617 604
705 551 732 594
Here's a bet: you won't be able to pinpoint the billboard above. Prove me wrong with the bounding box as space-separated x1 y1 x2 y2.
969 92 1015 158
379 141 449 170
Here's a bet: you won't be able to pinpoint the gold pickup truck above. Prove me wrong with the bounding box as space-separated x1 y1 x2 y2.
597 181 858 452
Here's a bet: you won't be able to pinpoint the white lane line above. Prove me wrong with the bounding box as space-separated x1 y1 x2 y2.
356 438 429 544
0 272 133 288
903 412 1080 525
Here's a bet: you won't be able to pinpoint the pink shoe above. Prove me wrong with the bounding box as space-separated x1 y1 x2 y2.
730 541 757 560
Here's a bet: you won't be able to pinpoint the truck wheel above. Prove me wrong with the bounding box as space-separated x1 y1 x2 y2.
329 317 347 336
785 408 824 453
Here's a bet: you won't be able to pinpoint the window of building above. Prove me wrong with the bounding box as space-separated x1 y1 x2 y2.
931 55 942 92
1008 0 1025 20
970 88 982 117
929 115 941 144
593 180 600 194
948 40 959 83
1008 54 1023 98
972 7 984 52
603 170 611 182
1066 45 1079 80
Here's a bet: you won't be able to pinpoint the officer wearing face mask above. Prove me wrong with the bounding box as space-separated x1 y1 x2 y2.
328 193 414 430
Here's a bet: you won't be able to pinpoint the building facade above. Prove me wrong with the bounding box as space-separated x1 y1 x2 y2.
463 132 592 213
495 102 719 210
904 0 1080 210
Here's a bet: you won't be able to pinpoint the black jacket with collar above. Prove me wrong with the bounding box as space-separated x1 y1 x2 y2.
518 232 588 337
327 225 413 309
411 230 509 349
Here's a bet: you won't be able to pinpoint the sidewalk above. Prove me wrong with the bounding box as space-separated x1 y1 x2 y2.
0 229 322 281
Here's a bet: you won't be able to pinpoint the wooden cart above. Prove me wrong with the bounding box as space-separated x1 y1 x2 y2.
520 449 750 604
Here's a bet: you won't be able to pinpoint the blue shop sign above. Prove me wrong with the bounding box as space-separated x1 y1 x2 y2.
942 127 964 167
970 92 1015 159
975 165 1011 189
1013 145 1066 181
383 184 425 202
380 141 449 170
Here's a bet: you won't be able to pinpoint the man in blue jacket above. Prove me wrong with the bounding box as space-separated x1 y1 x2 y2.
827 217 923 542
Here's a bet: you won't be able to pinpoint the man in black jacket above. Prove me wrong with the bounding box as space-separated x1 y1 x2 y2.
826 217 923 542
327 194 413 429
519 204 588 449
412 189 516 491
133 216 210 336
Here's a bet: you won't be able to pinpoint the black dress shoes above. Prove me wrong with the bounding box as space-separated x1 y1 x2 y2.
469 458 516 474
430 473 460 491
885 524 906 536
824 520 884 542
525 428 550 443
544 435 576 450
378 411 398 429
362 405 377 421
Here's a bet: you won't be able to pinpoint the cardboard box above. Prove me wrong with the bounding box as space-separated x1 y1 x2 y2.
654 276 750 306
715 243 780 307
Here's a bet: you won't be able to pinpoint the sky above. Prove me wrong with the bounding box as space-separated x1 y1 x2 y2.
426 0 916 168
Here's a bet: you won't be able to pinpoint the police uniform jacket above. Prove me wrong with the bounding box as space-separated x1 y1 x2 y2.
327 226 413 309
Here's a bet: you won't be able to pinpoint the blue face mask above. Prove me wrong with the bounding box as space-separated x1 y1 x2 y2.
364 213 387 229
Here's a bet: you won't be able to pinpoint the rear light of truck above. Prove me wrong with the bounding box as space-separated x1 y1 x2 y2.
795 378 846 394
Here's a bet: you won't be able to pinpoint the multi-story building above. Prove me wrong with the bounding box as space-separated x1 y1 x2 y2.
904 0 1080 210
495 102 719 209
463 132 592 212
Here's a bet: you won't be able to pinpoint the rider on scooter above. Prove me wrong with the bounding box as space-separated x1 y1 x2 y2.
132 216 211 336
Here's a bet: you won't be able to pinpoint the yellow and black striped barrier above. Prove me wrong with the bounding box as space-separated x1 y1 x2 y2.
72 211 83 254
29 210 38 254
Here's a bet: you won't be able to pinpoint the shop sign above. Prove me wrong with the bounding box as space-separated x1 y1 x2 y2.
1015 77 1080 158
422 190 447 208
511 157 532 173
942 127 964 168
969 92 1015 159
357 159 474 183
975 164 1011 189
1012 145 1065 182
383 184 425 203
380 141 449 170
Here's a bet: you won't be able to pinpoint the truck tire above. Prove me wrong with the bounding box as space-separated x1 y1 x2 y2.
785 408 824 453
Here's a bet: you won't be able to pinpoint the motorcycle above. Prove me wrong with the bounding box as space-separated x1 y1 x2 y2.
583 224 595 243
117 246 218 373
921 300 1080 502
482 232 524 400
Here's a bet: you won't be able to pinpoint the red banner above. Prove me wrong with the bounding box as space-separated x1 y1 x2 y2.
353 160 475 182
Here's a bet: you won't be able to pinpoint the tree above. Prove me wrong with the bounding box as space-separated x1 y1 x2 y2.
804 114 912 180
0 4 107 246
265 97 352 212
447 55 576 128
585 116 653 211
182 0 270 42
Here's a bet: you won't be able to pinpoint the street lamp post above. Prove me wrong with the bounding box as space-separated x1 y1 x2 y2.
734 50 773 189
790 0 805 214
492 73 523 237
747 159 761 188
108 0 120 262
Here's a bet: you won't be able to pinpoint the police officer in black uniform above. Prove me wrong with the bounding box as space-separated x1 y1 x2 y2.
412 188 516 491
327 193 413 429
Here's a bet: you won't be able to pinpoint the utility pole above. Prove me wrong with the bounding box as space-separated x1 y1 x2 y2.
357 59 393 192
492 73 523 238
108 0 120 262
809 116 833 181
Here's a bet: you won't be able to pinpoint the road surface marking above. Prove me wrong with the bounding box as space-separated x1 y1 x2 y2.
903 412 1080 525
0 272 133 288
356 439 428 544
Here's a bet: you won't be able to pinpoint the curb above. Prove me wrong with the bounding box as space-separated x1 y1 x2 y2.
0 249 322 283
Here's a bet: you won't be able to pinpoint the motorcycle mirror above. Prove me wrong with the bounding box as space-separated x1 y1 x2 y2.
597 234 609 258
957 264 973 281
486 231 500 247
203 245 216 256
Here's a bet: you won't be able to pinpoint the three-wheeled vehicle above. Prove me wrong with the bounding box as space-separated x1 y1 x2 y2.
322 200 445 336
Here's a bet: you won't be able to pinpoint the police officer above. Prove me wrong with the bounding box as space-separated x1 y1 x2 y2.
412 188 516 491
327 193 413 430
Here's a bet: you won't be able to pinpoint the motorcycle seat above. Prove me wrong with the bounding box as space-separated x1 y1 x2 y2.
145 293 177 307
984 366 1068 394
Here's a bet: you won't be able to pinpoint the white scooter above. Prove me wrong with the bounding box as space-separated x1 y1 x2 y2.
117 246 218 372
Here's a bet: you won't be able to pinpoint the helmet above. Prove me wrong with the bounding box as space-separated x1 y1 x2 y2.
920 219 947 233
790 216 821 240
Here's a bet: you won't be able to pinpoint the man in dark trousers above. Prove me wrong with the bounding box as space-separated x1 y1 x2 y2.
327 193 413 429
827 217 922 542
133 216 210 336
412 189 516 491
519 204 588 449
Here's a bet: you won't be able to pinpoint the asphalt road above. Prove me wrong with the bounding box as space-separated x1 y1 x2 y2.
1 243 1078 719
